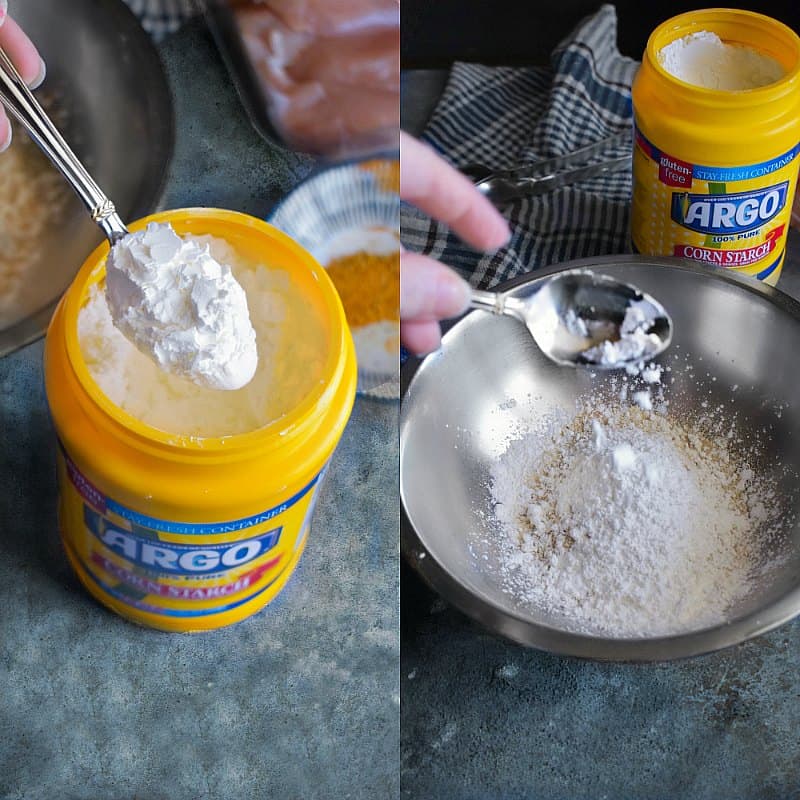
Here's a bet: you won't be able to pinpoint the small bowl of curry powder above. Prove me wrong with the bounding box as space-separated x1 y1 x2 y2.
270 157 400 398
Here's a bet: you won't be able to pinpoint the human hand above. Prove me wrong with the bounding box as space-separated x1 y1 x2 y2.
400 131 510 354
0 4 47 152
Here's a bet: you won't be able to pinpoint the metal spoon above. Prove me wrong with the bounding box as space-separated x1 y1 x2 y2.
0 47 128 244
469 270 673 368
471 156 630 205
461 131 632 206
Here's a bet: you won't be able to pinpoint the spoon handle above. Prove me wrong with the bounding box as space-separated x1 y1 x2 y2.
466 130 631 183
470 289 505 314
0 47 127 243
470 289 527 320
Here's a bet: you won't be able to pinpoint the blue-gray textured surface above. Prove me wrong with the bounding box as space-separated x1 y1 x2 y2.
402 573 800 800
0 19 399 800
400 231 800 800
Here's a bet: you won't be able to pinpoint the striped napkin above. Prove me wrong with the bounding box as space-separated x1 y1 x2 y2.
124 0 196 40
400 4 639 290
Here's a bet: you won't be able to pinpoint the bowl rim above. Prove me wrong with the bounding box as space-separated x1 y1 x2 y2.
0 0 175 359
266 151 400 226
400 254 800 662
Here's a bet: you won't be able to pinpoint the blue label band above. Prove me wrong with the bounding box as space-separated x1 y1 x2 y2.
756 252 784 281
84 505 282 576
635 124 800 183
104 474 320 535
59 440 324 536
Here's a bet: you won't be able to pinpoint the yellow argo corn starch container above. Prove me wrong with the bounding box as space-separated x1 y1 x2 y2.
631 9 800 286
44 209 357 632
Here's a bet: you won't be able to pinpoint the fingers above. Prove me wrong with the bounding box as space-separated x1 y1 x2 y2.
401 252 471 322
400 253 472 355
401 320 443 355
400 131 510 252
0 15 46 153
399 132 506 356
0 16 45 86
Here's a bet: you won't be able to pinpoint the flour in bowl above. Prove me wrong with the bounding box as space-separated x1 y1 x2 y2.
105 223 258 391
488 380 787 637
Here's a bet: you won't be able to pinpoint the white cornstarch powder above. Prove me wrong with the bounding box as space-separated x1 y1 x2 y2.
487 368 788 637
658 31 784 91
582 301 664 367
80 234 329 438
105 222 258 391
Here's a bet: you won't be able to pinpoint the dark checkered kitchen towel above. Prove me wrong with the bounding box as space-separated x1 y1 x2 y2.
400 4 639 290
124 0 196 39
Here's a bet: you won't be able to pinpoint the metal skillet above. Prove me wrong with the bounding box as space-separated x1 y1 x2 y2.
401 255 800 661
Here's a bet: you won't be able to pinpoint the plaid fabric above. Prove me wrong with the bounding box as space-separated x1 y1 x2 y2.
400 4 639 290
124 0 197 40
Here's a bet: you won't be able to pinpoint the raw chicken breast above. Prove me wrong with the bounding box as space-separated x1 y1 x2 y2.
229 0 399 156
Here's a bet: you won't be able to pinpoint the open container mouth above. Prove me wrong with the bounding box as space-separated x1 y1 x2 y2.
63 208 351 457
645 8 800 101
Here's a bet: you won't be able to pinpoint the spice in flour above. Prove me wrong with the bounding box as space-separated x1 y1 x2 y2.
487 368 789 637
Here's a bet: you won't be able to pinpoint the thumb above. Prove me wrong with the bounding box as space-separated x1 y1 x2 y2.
401 252 471 322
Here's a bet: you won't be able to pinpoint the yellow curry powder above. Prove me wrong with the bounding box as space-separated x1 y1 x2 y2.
326 250 400 328
359 159 400 193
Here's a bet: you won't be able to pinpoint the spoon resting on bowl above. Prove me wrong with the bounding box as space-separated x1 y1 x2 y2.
469 270 673 368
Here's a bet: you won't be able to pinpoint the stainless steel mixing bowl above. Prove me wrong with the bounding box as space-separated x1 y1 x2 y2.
401 255 800 661
0 0 173 356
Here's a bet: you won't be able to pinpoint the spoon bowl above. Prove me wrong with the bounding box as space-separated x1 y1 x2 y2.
470 270 673 367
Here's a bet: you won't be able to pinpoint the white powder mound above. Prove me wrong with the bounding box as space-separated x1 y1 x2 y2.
659 31 784 91
80 235 329 438
106 222 258 391
582 301 664 367
489 397 785 637
641 364 662 384
632 390 653 411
